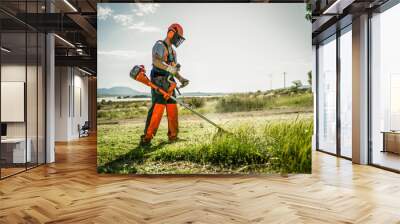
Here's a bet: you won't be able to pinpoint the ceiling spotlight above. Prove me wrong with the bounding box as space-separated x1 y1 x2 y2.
54 34 75 48
1 47 11 53
78 67 92 76
322 0 354 15
76 48 84 55
63 0 78 12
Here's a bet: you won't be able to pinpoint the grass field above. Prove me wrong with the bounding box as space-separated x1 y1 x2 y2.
97 88 313 174
97 112 313 174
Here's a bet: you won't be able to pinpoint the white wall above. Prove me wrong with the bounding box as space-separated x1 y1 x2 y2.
72 73 89 138
55 67 69 141
55 67 89 141
1 65 26 140
1 82 25 122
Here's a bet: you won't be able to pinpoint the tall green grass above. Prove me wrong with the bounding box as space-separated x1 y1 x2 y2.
147 118 312 173
149 127 271 168
264 118 312 173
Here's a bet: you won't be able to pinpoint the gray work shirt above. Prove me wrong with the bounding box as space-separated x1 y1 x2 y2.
152 40 177 64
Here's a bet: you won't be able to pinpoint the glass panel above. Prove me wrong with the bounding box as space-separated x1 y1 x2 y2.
317 36 337 154
1 31 27 177
26 0 39 169
340 29 352 158
371 4 400 171
0 1 46 178
27 31 38 169
38 32 45 165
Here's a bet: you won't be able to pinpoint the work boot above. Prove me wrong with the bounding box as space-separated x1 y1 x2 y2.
168 136 177 143
139 135 151 147
168 136 182 143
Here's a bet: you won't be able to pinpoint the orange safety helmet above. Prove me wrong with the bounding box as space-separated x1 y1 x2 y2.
168 23 185 47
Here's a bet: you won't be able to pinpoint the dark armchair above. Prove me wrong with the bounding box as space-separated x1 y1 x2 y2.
79 121 90 138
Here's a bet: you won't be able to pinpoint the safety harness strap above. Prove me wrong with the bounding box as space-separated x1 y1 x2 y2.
160 40 175 64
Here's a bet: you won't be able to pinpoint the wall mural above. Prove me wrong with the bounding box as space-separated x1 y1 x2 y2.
97 3 313 175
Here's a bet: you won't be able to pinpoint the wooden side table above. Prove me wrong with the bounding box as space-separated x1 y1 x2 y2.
381 131 400 154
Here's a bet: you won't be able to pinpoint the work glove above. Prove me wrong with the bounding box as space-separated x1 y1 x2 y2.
164 81 177 100
162 92 171 100
178 77 189 88
166 65 179 74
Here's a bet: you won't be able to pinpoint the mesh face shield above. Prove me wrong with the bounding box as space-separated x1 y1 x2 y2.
171 32 185 48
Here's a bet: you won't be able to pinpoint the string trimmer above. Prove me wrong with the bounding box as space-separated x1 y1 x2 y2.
129 65 228 133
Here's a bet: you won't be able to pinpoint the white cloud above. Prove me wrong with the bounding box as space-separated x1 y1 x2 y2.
113 14 134 26
111 14 160 33
98 50 150 59
133 3 160 17
128 21 160 33
98 6 113 20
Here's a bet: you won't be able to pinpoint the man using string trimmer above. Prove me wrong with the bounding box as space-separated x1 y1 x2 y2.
138 23 189 146
130 65 229 146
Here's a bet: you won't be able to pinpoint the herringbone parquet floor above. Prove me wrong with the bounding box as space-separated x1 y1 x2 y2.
1 135 400 224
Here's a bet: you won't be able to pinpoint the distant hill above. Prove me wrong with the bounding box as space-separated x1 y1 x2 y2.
97 87 148 97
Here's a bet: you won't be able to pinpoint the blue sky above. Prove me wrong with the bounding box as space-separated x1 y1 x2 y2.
98 3 311 93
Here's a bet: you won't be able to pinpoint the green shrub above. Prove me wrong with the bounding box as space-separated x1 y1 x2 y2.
215 91 313 113
184 97 205 109
274 93 313 108
215 95 274 113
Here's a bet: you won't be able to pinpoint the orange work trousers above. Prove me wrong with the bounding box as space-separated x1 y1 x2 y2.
143 103 178 142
